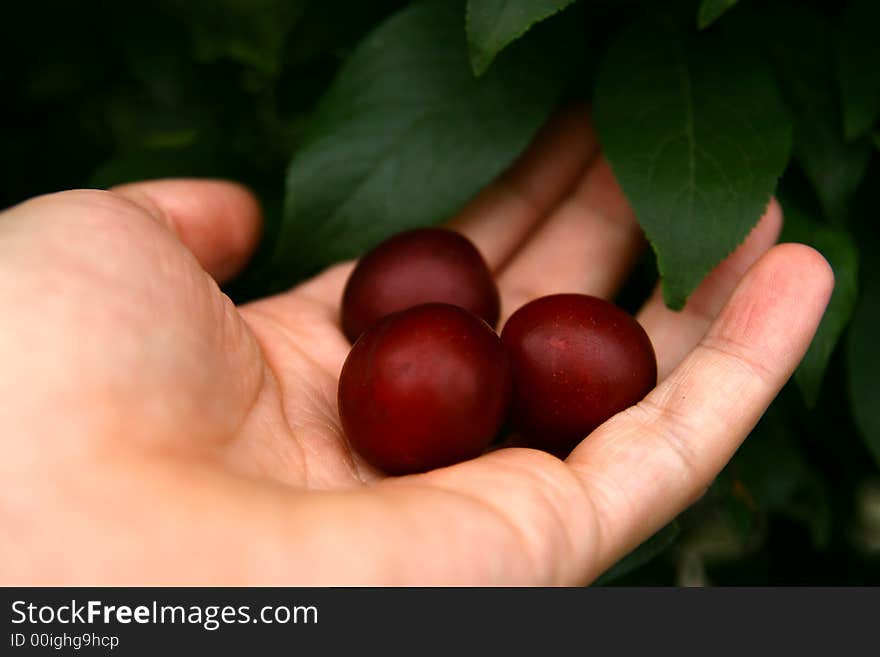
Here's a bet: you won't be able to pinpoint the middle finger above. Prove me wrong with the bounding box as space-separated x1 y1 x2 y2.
495 157 645 325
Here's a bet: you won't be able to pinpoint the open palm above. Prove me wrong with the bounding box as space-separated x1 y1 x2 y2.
0 109 832 585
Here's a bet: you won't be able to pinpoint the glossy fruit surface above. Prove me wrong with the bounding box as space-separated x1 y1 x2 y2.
338 303 511 474
341 227 499 342
501 294 657 456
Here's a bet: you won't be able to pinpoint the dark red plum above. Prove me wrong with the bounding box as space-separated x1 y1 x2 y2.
341 227 499 342
501 294 657 457
338 303 511 475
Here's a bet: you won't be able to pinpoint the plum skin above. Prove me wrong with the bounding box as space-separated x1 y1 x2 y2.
337 303 512 475
341 227 499 342
500 293 657 457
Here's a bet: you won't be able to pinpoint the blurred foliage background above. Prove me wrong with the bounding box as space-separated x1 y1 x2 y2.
1 0 878 584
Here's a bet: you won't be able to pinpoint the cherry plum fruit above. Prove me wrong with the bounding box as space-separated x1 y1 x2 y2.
341 228 499 342
337 303 511 475
501 294 657 457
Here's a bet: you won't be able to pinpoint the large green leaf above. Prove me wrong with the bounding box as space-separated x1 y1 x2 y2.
697 0 739 30
847 258 880 468
779 193 859 407
466 0 576 76
837 0 880 141
272 0 571 284
593 15 791 309
757 5 872 222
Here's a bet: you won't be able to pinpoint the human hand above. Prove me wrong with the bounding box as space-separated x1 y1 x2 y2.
0 108 833 585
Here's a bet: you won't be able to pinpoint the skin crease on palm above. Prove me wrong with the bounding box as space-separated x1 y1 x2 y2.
0 108 833 586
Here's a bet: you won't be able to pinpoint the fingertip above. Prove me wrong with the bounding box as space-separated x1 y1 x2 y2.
637 197 785 347
508 103 597 209
767 241 836 303
448 104 599 271
712 242 835 360
542 103 595 154
111 179 263 283
763 196 784 239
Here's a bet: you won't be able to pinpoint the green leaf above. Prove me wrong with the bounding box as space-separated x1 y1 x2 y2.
847 264 880 468
697 0 739 30
837 0 880 141
272 0 571 284
593 15 792 310
726 399 832 547
594 520 680 585
779 193 859 407
466 0 576 76
758 5 872 222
